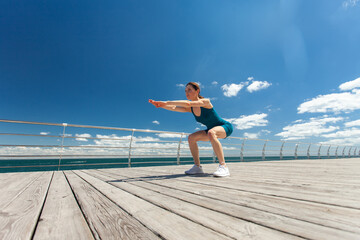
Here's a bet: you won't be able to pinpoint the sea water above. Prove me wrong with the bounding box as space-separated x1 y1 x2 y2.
0 155 341 173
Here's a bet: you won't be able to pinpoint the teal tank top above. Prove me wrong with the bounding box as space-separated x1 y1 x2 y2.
191 107 233 137
191 107 228 130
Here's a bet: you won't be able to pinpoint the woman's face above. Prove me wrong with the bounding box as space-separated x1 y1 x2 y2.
185 85 199 100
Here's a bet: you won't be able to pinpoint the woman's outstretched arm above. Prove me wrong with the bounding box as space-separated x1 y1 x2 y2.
162 99 212 108
149 99 190 112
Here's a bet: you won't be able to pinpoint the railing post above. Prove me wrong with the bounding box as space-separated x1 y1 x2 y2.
348 147 352 158
128 129 135 168
354 147 357 157
262 140 268 161
335 146 339 158
294 144 299 160
342 146 346 158
240 138 246 162
58 123 67 171
307 144 311 159
327 145 331 159
177 133 183 165
280 141 285 160
318 144 322 159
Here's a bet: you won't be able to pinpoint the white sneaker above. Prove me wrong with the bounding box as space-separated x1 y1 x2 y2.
213 165 230 177
185 165 204 175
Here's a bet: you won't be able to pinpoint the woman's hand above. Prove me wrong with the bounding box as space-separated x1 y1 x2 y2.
149 99 159 107
149 99 189 112
149 99 167 108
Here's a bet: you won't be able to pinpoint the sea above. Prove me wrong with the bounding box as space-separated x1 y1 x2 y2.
0 155 342 173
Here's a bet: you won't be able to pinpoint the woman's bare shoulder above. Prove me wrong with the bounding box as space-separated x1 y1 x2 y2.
202 98 213 108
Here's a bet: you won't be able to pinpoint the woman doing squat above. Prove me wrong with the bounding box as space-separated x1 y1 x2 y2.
149 82 233 177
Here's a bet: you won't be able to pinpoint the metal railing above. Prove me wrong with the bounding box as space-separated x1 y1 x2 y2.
0 119 359 172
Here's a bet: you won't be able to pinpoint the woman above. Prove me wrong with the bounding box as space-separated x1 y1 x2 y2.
149 82 233 177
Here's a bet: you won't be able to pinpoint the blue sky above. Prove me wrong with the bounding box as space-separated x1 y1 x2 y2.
1 0 360 147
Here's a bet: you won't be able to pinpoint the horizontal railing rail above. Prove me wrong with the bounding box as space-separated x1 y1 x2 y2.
0 119 359 172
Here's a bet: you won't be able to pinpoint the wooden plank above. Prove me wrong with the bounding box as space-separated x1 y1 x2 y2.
223 172 360 188
230 163 360 173
135 163 360 209
0 172 44 209
84 170 301 240
92 170 360 239
181 158 360 177
0 171 40 186
140 165 360 195
1 158 358 239
33 171 94 240
227 166 360 180
73 170 233 240
64 171 160 240
95 167 360 234
0 171 53 240
227 160 360 179
147 159 360 180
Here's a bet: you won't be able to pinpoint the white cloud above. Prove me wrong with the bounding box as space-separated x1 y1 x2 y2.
345 119 360 127
221 78 271 97
276 116 343 140
212 81 218 85
89 134 181 156
321 139 360 146
261 130 271 135
221 83 246 97
93 134 160 146
322 127 360 139
157 133 183 138
243 132 259 139
298 78 360 114
352 89 360 94
297 91 360 114
0 131 235 159
0 133 176 158
339 77 360 91
40 132 50 135
247 81 272 93
152 120 160 125
225 113 268 130
244 129 271 139
320 127 360 146
265 105 281 112
343 0 359 8
133 136 161 142
320 138 360 146
75 133 91 142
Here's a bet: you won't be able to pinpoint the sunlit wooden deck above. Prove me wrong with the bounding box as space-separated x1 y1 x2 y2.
1 158 360 240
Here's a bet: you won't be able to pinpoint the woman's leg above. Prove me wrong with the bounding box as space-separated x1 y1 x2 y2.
187 130 209 166
207 126 227 165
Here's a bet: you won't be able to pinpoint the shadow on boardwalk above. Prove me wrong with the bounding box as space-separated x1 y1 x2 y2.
107 173 213 183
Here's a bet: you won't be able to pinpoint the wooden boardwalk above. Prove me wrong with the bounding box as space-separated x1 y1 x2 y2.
1 158 360 240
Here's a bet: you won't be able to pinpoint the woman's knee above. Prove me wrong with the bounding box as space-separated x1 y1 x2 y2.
188 134 197 144
207 129 217 140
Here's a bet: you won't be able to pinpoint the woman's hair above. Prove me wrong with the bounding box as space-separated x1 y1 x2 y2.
186 82 204 99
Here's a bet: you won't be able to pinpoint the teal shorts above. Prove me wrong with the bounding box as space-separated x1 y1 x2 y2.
205 122 233 138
